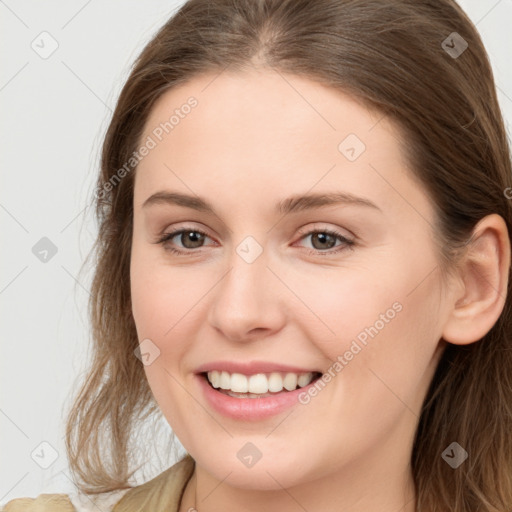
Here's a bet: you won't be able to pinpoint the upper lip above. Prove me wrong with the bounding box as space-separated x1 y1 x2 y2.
195 361 322 376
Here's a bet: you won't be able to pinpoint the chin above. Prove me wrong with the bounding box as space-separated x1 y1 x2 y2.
197 454 313 491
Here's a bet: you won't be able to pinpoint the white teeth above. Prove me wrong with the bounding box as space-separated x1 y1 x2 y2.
283 373 298 391
206 370 317 394
219 371 230 390
268 372 284 392
298 373 313 387
248 374 268 394
231 373 248 392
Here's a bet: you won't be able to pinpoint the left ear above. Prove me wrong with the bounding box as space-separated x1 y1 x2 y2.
441 213 511 345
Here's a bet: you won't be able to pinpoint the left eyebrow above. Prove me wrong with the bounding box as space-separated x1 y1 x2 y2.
277 192 382 215
141 191 382 215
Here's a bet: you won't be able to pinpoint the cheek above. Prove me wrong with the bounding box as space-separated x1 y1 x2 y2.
130 253 200 425
288 278 440 461
130 250 212 382
298 259 440 399
284 264 401 355
130 245 192 339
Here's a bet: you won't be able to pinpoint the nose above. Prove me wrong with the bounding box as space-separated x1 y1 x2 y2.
207 243 286 343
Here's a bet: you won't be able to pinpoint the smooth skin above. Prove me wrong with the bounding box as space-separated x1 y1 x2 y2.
129 67 510 512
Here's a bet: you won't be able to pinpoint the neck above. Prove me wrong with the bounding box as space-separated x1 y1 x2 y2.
179 452 416 512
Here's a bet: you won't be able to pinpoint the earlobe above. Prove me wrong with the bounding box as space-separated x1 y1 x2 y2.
442 214 510 346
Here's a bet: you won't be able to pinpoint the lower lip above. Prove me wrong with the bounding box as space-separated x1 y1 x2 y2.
196 373 321 421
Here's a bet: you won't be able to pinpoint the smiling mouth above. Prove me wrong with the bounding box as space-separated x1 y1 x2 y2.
199 372 322 398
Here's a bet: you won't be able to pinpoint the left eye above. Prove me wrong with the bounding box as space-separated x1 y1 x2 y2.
298 229 352 252
155 227 355 256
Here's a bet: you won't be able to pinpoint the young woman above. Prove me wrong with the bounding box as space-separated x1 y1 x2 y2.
3 0 512 511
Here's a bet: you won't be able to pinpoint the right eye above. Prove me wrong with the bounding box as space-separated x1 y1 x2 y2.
155 227 216 255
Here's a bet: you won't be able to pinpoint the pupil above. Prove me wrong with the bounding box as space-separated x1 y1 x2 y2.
313 233 335 249
183 231 204 248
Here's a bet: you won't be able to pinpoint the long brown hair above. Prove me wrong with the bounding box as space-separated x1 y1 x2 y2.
65 1 512 510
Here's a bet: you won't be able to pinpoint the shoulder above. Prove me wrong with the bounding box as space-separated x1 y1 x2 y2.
0 493 75 511
113 454 195 512
0 455 195 512
0 487 130 512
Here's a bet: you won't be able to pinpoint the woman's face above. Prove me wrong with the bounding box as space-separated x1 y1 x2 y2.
130 68 450 490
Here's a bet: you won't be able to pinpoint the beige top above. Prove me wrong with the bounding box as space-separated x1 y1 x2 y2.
1 455 195 512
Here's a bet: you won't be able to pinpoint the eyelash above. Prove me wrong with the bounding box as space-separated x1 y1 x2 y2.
155 226 355 257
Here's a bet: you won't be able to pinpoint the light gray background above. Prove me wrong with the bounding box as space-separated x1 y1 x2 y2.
1 0 511 502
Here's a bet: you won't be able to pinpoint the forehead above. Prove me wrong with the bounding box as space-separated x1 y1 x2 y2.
142 67 388 150
133 68 431 224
